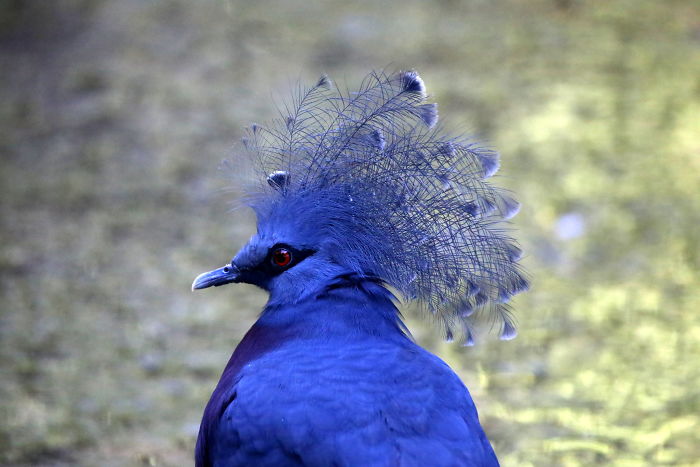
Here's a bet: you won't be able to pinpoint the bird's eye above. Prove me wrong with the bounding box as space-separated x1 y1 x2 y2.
271 248 292 267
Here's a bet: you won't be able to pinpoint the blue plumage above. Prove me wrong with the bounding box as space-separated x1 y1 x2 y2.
192 70 527 466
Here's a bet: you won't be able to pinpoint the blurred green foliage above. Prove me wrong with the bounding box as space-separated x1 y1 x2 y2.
1 0 698 465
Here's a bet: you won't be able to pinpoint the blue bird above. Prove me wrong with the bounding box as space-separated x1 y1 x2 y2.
192 70 528 466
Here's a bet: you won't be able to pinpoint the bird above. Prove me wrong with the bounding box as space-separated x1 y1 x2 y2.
191 70 528 466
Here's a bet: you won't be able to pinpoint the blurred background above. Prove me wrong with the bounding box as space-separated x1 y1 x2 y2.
1 0 699 465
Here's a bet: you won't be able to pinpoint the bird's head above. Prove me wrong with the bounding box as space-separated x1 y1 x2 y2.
192 70 528 343
192 187 363 304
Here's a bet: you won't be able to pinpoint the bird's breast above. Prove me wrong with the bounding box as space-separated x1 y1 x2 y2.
203 338 497 466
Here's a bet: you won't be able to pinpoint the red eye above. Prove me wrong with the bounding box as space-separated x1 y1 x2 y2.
271 248 292 267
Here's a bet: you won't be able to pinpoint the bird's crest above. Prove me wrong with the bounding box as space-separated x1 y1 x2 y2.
236 70 528 345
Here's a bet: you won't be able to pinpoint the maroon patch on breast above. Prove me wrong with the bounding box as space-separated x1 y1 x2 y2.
195 321 293 467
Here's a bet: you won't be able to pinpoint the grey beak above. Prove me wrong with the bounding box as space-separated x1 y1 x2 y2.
191 264 240 291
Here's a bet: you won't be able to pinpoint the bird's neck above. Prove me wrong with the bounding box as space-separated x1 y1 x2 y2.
258 274 409 343
216 276 407 387
219 275 409 387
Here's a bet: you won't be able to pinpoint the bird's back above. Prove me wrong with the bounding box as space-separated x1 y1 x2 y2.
197 282 499 467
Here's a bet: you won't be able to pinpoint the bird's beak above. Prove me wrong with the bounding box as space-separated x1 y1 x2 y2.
191 264 241 291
